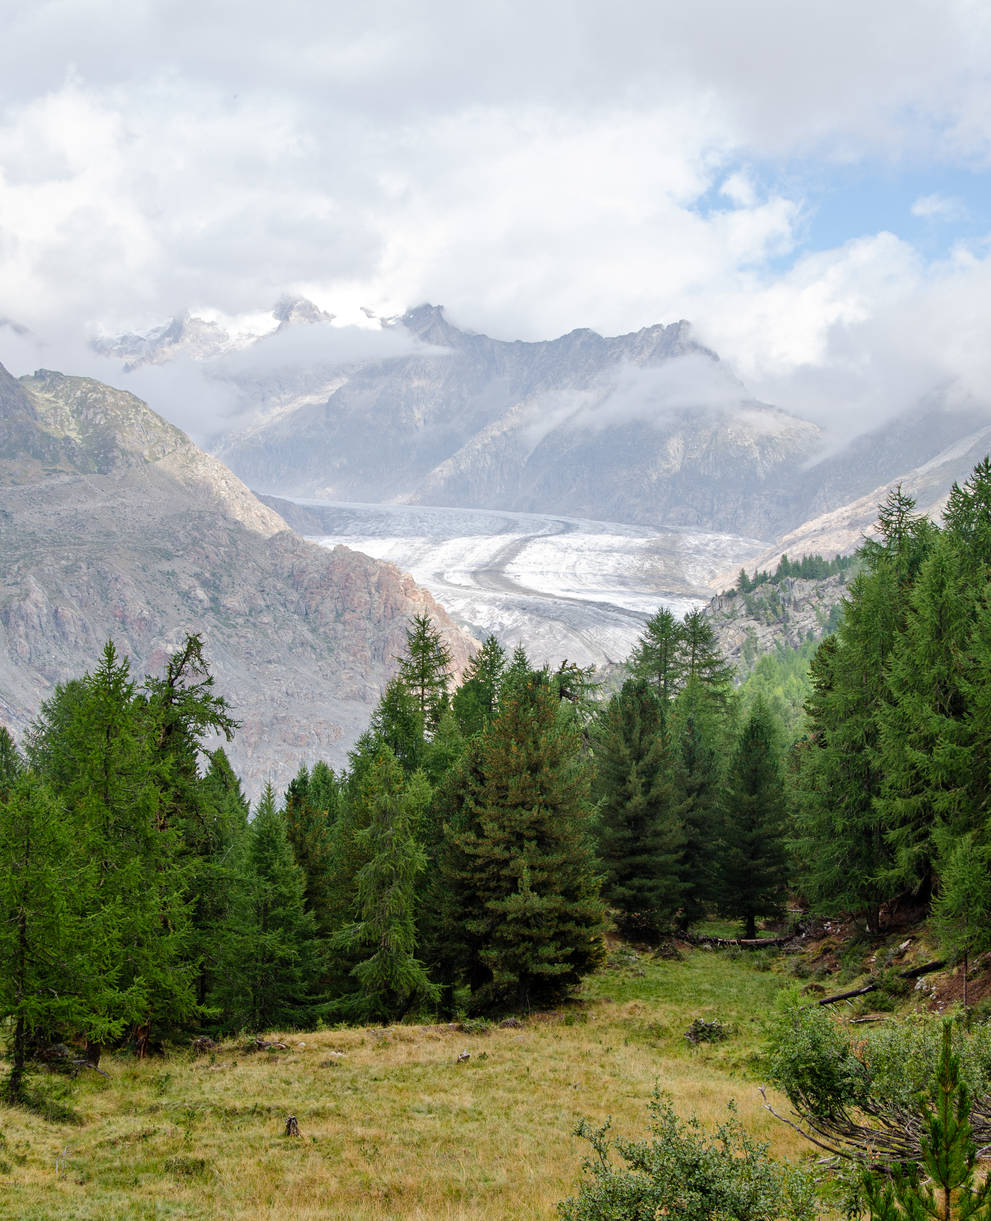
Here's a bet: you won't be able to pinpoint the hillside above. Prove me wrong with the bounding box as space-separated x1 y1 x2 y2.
0 363 474 794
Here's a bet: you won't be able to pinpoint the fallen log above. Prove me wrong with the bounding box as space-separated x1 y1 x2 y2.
688 933 794 949
815 959 946 1007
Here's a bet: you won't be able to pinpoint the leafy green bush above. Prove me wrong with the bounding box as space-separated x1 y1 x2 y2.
767 997 991 1119
558 1092 819 1221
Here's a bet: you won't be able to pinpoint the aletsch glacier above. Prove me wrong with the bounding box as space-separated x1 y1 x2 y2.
301 501 766 667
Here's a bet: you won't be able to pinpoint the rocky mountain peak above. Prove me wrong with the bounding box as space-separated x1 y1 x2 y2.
399 303 470 349
273 296 335 328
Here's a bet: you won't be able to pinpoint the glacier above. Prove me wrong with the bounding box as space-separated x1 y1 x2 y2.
303 501 766 669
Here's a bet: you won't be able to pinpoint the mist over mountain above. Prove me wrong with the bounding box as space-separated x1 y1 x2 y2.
120 302 986 545
0 362 474 795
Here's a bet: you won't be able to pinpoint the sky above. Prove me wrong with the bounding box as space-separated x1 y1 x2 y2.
1 0 990 440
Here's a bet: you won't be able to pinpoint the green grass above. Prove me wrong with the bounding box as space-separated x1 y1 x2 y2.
0 949 820 1220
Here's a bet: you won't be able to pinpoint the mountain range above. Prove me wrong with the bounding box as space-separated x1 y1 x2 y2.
5 299 991 790
137 301 988 552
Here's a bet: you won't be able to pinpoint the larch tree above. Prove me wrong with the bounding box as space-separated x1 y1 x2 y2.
628 608 685 702
0 776 123 1098
398 614 453 736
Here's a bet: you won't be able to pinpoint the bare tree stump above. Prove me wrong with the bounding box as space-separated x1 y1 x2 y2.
284 1114 300 1138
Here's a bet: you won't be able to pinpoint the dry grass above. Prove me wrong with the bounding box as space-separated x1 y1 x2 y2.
0 949 817 1220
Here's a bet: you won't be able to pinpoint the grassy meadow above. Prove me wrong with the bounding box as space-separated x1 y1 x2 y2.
0 947 819 1220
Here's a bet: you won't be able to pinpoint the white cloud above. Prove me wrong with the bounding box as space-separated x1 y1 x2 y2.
1 0 991 450
911 193 969 220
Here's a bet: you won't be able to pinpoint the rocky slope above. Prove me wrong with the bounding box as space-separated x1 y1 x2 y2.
0 363 474 796
704 571 853 675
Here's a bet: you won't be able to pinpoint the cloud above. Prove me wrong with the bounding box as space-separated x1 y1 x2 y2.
1 0 990 453
911 193 969 221
520 354 751 449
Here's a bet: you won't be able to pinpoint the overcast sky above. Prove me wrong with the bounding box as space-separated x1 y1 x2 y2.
1 0 990 437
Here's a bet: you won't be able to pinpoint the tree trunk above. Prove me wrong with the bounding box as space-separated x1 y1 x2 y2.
8 1013 26 1100
745 913 757 940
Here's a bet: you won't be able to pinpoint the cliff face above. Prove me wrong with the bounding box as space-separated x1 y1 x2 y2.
0 365 475 796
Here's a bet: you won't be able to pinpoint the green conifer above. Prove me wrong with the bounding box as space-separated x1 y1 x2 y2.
717 699 789 939
592 678 685 942
446 676 605 1012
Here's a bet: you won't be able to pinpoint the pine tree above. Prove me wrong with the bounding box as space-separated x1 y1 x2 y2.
332 749 437 1022
446 676 605 1012
717 699 789 939
592 679 684 942
862 1023 991 1220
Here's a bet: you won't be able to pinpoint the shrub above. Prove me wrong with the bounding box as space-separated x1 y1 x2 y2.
558 1091 819 1221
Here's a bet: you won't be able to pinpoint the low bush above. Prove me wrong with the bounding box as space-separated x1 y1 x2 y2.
558 1091 819 1221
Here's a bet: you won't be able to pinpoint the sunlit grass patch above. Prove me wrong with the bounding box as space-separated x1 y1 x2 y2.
0 948 820 1219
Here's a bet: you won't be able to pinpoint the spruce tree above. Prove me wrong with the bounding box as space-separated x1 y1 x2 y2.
283 764 338 940
717 699 789 939
670 678 726 930
214 784 317 1033
446 676 605 1012
592 678 684 942
332 749 436 1022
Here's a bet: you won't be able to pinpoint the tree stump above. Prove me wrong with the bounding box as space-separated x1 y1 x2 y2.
284 1114 300 1138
